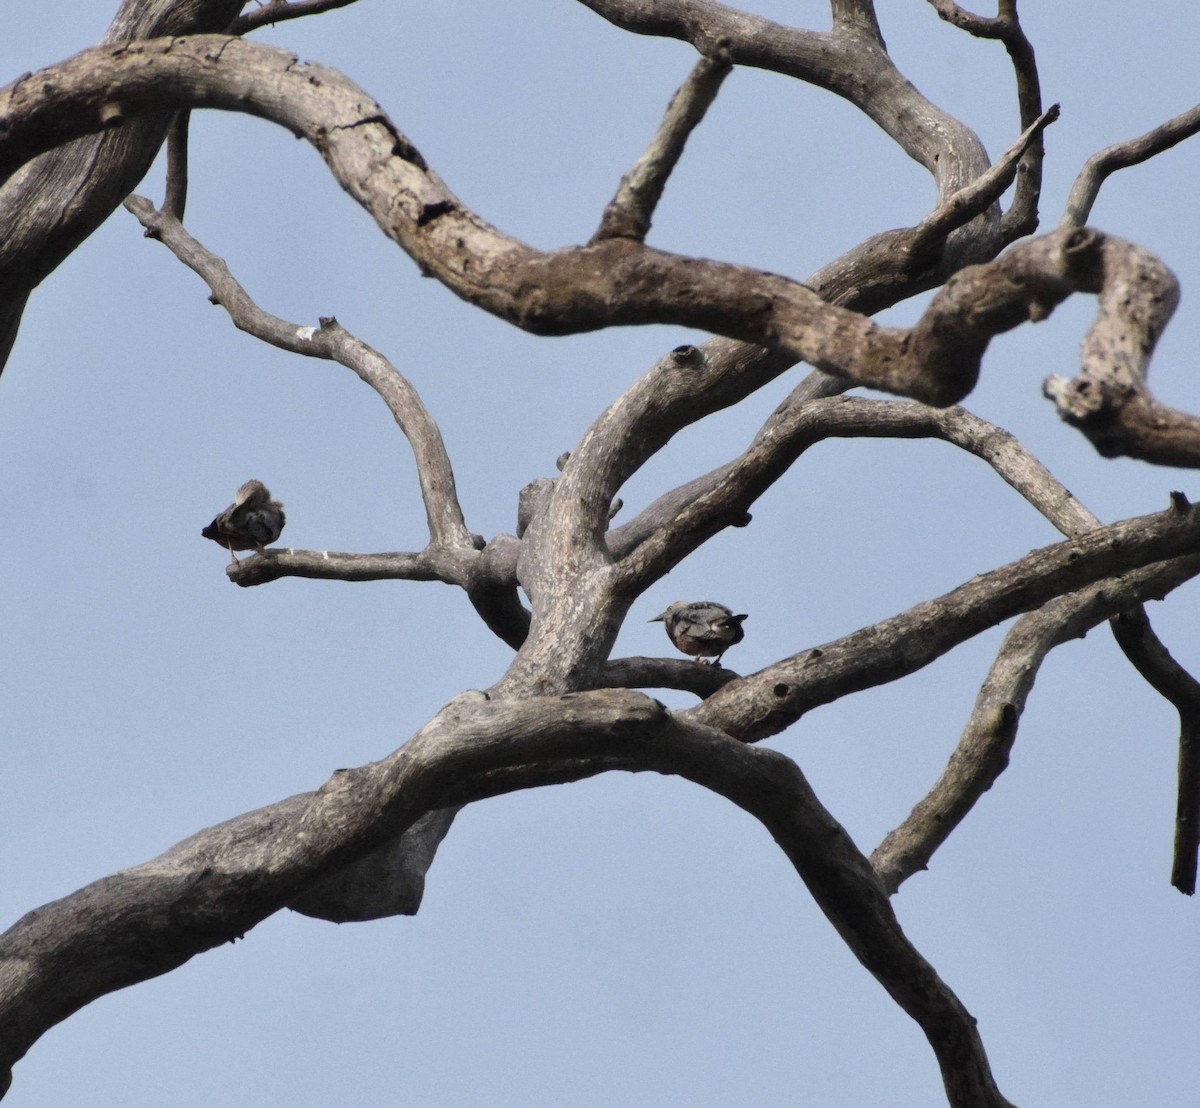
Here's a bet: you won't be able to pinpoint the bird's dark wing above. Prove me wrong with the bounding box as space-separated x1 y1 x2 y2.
236 504 286 546
675 602 731 633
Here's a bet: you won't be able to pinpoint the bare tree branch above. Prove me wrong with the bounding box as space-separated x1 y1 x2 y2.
578 0 989 194
924 1 1046 238
905 104 1058 268
592 48 732 243
1062 102 1200 229
873 554 1200 894
598 655 741 697
613 395 1097 595
5 48 1184 435
690 496 1200 742
606 393 1090 568
1110 604 1200 895
162 110 188 220
1041 235 1192 465
230 0 361 35
225 547 473 587
0 38 994 405
0 688 1015 1107
0 0 248 377
123 194 476 552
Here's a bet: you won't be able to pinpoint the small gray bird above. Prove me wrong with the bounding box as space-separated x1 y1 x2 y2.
650 600 748 667
202 479 286 564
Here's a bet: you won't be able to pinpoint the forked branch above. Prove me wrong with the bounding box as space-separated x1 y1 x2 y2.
124 194 475 551
690 496 1200 742
0 688 1015 1107
925 1 1046 238
873 554 1200 893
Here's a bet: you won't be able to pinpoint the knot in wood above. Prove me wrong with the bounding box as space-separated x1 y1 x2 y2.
670 344 705 368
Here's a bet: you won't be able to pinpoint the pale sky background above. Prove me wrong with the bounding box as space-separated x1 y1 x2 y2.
3 3 1200 1105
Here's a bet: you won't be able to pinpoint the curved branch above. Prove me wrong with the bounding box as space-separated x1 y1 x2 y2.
925 0 1046 239
614 396 1095 594
689 496 1200 742
577 0 989 197
1042 235 1192 465
0 35 1022 408
872 553 1200 894
1110 606 1200 895
0 688 1015 1107
123 194 475 551
1062 102 1200 229
0 0 246 376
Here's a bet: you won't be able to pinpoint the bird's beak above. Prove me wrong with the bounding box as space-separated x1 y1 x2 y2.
648 613 665 623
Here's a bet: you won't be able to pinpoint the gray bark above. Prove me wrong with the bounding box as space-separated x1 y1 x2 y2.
3 5 1200 1107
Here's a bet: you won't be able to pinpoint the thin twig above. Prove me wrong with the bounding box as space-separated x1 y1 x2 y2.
1062 102 1200 228
1110 604 1200 895
592 48 732 243
925 1 1046 240
123 194 475 553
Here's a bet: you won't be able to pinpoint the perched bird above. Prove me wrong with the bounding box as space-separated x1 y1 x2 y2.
201 479 286 564
650 600 748 667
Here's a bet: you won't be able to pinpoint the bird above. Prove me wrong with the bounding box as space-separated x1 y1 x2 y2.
649 600 748 667
201 479 286 564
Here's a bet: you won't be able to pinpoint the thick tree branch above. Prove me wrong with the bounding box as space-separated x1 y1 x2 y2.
0 688 1014 1107
0 35 1026 409
689 496 1200 742
1041 235 1193 465
1062 102 1200 229
0 0 247 377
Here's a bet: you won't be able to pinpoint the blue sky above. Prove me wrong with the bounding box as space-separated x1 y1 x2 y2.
3 3 1200 1105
